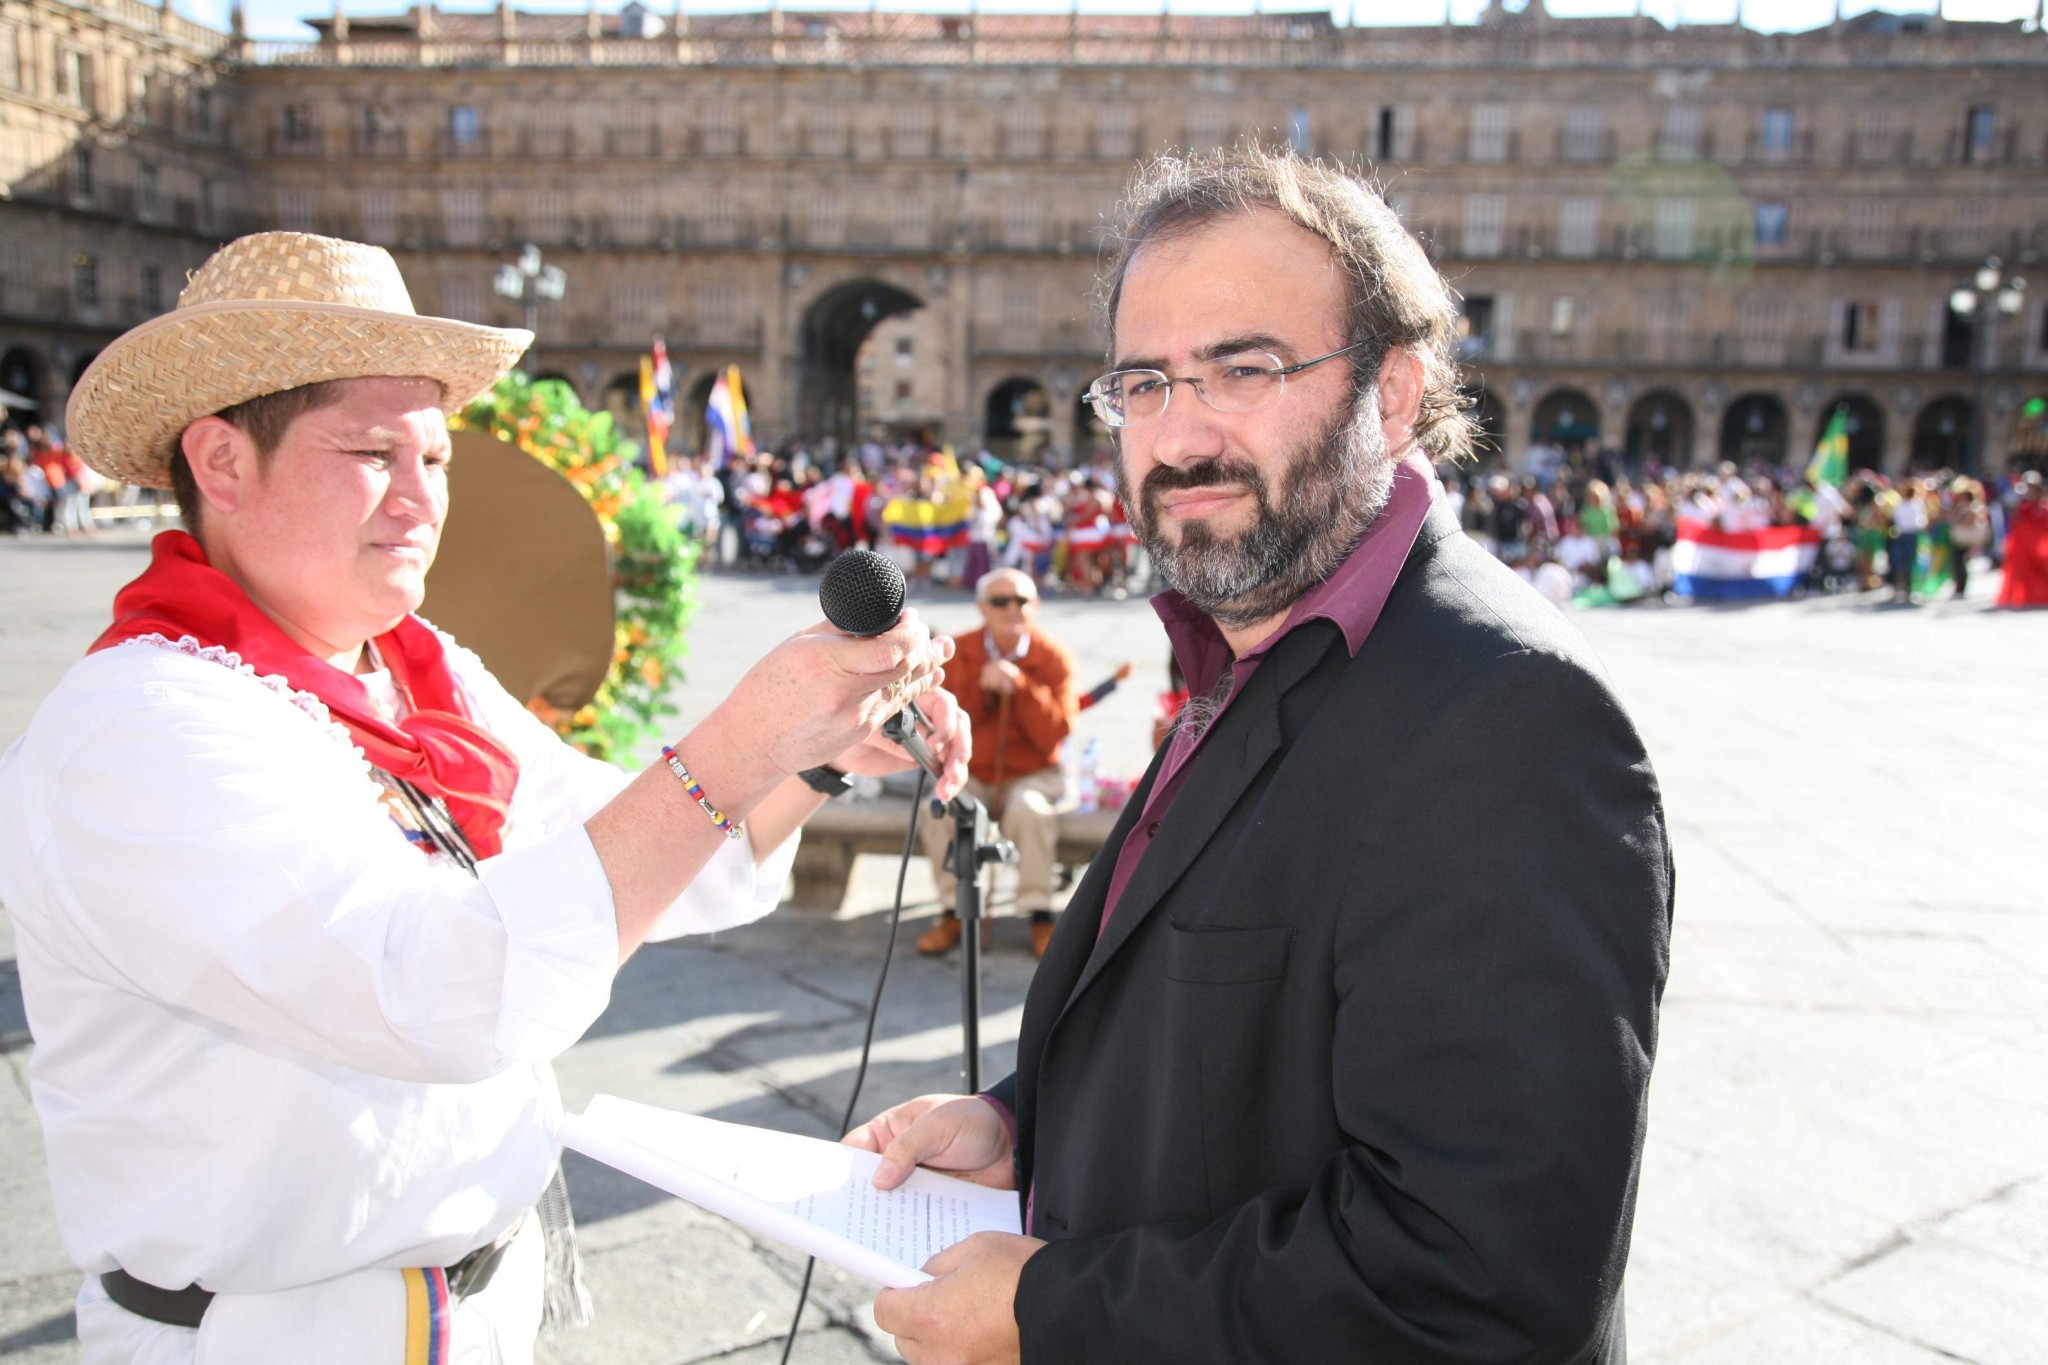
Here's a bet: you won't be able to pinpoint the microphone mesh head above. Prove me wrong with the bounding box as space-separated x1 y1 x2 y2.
818 549 907 637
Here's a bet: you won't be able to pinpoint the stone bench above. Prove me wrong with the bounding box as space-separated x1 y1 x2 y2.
790 795 1124 911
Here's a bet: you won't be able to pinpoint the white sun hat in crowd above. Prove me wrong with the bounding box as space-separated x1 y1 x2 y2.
66 231 532 488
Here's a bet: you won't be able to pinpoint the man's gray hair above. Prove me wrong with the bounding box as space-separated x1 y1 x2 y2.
1098 145 1476 467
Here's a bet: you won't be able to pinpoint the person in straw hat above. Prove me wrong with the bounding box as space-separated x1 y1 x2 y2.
0 232 969 1364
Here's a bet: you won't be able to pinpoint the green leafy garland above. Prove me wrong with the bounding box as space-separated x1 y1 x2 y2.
450 372 695 765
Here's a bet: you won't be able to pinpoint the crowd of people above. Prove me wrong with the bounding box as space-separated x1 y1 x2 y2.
660 432 2047 610
1 423 107 537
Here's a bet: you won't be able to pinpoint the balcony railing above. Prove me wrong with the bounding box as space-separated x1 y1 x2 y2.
1496 329 2040 374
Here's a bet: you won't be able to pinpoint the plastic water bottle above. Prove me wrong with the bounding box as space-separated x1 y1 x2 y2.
1076 738 1103 813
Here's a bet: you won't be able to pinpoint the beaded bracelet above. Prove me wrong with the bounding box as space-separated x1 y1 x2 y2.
660 744 743 841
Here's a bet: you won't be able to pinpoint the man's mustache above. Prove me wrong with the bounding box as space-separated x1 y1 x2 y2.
1140 459 1264 519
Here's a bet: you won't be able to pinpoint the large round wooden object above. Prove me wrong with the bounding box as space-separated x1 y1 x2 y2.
423 428 614 713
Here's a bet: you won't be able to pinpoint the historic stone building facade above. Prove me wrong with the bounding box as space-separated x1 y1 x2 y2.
5 0 2047 474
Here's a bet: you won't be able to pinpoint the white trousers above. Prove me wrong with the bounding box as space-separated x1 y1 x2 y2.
76 1215 545 1365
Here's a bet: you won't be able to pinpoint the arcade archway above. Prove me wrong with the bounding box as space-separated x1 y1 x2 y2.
1909 396 1974 471
0 348 46 426
1719 392 1789 466
682 371 720 456
985 377 1053 463
798 278 924 445
1817 394 1885 472
1074 393 1114 462
1531 387 1601 448
1625 389 1695 468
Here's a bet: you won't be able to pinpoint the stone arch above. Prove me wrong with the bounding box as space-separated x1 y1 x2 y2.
67 350 100 389
1909 394 1975 471
1816 393 1885 472
985 375 1053 464
1719 392 1789 467
1530 386 1601 448
2008 394 2048 474
796 276 925 445
1624 389 1696 468
0 346 49 426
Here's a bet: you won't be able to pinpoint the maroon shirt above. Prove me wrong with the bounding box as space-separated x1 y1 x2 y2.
1098 452 1441 935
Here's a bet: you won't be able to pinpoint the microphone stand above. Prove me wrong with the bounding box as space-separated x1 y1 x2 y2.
882 709 1017 1094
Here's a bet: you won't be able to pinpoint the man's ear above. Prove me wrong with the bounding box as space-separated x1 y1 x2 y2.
180 416 255 519
1374 347 1425 456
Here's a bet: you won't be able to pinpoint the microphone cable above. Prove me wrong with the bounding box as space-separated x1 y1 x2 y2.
778 764 929 1364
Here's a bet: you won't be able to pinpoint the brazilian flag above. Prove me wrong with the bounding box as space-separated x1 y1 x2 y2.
1807 406 1850 488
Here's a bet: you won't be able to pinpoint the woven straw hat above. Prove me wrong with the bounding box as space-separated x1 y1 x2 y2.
67 232 532 487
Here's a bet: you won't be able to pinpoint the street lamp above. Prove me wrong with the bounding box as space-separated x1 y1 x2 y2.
1947 256 2026 472
493 242 567 346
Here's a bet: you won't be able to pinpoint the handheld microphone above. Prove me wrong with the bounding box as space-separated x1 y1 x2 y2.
818 550 943 781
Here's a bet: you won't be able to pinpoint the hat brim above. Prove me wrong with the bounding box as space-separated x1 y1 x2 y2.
65 299 533 488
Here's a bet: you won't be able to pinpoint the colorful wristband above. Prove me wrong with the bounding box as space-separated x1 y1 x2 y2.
660 745 743 841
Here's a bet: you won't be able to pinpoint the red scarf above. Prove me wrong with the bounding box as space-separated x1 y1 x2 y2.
92 531 518 859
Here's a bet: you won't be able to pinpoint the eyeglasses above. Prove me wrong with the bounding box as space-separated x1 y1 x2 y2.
983 595 1035 609
1084 341 1373 429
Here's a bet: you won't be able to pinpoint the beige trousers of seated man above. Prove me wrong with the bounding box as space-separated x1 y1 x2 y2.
918 767 1068 915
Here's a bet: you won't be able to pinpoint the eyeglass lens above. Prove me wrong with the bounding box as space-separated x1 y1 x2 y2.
1090 353 1286 426
984 595 1032 608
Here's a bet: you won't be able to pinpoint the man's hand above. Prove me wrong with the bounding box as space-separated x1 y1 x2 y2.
979 660 1021 696
873 1231 1045 1365
843 1094 1016 1191
831 685 972 805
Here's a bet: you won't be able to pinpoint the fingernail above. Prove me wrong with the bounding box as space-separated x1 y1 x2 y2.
875 1161 898 1184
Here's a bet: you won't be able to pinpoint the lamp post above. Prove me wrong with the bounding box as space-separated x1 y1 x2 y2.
493 242 567 362
1947 257 2026 472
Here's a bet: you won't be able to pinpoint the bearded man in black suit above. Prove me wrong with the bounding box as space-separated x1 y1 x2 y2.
847 148 1673 1365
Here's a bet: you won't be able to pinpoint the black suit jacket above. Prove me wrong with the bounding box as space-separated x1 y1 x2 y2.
988 502 1673 1364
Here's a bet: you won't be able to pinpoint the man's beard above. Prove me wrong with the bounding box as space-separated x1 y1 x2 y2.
1117 389 1397 628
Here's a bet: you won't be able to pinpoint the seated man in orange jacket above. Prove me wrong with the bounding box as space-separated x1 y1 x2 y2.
918 567 1078 958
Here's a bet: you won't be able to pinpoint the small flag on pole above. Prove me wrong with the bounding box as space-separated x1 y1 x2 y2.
641 338 674 477
1806 405 1850 489
705 364 755 471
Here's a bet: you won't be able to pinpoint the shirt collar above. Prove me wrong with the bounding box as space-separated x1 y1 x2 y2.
1153 452 1442 694
984 628 1032 662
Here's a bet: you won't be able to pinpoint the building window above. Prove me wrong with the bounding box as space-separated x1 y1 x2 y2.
442 280 483 323
809 104 846 157
138 162 159 220
0 24 19 92
892 194 928 247
1288 107 1312 156
894 104 931 157
361 191 398 245
1660 106 1699 159
1462 195 1504 257
1564 106 1603 162
1002 196 1042 250
894 379 913 405
440 190 479 246
1653 199 1695 259
1760 107 1795 158
614 188 652 241
74 253 100 308
283 104 315 146
193 86 214 137
807 193 844 247
697 280 738 332
530 192 567 243
1849 201 1893 258
449 105 482 149
1550 296 1575 337
1098 104 1135 159
1002 282 1037 336
1854 106 1897 162
61 49 93 107
1468 104 1506 163
197 179 215 233
71 145 95 204
1753 201 1789 249
1458 296 1495 358
895 335 914 362
1187 105 1228 152
1841 301 1881 353
141 263 164 313
277 188 315 232
1377 106 1397 160
1005 104 1045 158
1559 197 1599 258
699 190 735 245
611 283 656 337
703 104 738 156
1964 106 1996 163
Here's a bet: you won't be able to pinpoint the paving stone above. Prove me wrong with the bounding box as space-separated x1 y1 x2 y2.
1815 1234 2048 1365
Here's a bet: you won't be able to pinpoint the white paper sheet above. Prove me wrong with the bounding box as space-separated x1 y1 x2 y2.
558 1094 1021 1289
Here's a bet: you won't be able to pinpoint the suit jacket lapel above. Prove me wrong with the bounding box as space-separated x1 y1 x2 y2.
1061 622 1341 1010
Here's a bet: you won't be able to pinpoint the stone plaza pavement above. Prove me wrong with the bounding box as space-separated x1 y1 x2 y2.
1 527 2042 1363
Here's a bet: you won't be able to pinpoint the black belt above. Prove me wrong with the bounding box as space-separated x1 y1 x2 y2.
101 1225 519 1331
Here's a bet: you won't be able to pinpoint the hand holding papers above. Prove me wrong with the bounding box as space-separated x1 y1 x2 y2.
557 1095 1021 1289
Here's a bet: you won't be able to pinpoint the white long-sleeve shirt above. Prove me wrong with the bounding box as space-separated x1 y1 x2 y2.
0 631 794 1301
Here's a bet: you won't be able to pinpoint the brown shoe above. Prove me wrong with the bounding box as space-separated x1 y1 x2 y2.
917 914 962 955
1030 917 1056 959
